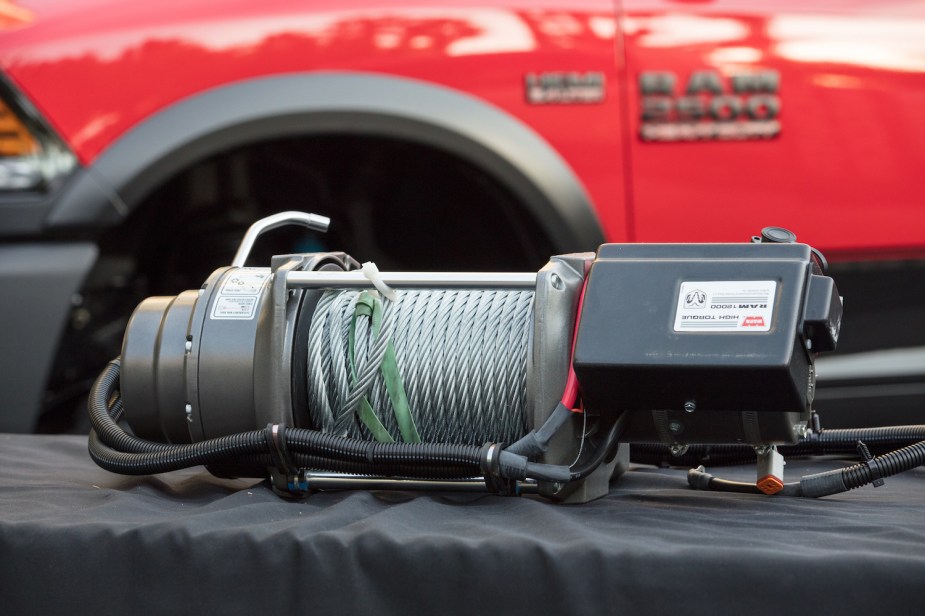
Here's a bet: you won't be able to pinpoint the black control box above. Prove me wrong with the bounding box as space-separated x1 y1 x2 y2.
573 243 842 424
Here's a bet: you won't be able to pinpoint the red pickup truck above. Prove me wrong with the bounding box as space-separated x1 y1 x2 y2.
0 0 923 431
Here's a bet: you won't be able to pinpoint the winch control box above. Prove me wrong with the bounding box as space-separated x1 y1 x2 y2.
572 243 842 441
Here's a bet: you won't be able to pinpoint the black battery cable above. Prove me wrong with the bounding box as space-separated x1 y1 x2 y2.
89 357 925 498
88 359 603 490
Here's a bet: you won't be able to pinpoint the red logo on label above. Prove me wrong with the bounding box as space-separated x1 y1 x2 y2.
742 316 765 327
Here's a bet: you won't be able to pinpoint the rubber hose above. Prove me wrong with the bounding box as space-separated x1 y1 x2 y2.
568 415 625 482
688 442 925 498
89 360 486 478
88 429 268 475
281 428 483 477
88 360 174 454
799 441 925 498
839 441 925 492
687 467 804 496
89 361 616 483
90 417 485 478
810 426 925 455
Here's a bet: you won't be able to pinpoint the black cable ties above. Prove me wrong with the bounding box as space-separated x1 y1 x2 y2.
265 423 307 496
856 440 885 488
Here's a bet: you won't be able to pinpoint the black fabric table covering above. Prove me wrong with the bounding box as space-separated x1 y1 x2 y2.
2 434 924 615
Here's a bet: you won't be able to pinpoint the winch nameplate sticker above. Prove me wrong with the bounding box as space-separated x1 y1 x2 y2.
674 281 776 332
210 268 270 320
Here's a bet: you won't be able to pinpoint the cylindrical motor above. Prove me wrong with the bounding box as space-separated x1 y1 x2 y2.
122 252 370 444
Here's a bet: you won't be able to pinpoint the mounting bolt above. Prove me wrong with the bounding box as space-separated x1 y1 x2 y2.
683 401 696 413
669 443 690 457
549 273 563 290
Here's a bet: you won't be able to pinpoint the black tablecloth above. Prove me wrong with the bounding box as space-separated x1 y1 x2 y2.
2 434 925 615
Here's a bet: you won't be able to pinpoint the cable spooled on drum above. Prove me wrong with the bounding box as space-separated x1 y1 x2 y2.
306 288 536 446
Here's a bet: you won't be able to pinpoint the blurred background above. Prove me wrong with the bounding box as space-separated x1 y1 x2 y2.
0 0 922 434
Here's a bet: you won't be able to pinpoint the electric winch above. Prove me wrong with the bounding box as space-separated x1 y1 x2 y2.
89 212 925 502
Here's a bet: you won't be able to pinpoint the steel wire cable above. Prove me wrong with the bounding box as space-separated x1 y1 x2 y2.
307 288 535 445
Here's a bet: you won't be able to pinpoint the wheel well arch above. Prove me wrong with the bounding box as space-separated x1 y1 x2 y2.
48 72 604 253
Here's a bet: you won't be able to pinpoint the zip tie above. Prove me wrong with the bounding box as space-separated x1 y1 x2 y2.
361 261 397 302
856 440 885 488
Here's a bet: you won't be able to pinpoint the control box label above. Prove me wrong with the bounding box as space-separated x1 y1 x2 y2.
674 280 776 332
210 269 269 320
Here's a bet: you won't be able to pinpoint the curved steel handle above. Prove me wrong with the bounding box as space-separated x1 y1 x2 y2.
231 211 330 267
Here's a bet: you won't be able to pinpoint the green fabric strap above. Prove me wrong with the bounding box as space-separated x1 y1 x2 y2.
348 292 421 443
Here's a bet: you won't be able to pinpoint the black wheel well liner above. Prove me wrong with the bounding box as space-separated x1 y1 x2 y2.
48 72 605 252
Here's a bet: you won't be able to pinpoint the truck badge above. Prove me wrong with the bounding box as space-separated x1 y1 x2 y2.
639 70 780 142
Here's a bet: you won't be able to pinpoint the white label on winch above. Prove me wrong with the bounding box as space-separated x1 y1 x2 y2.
210 269 269 320
674 280 776 333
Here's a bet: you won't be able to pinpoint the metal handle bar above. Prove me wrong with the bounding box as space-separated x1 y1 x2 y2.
231 211 330 267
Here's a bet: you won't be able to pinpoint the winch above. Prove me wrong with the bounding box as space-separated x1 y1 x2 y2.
90 211 922 503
